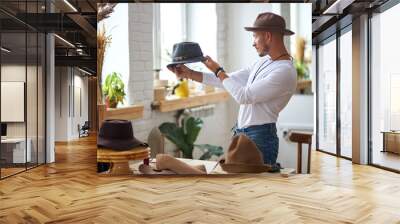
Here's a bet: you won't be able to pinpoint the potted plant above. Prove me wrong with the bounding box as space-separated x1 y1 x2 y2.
158 116 223 160
97 4 116 105
102 72 126 108
295 60 309 80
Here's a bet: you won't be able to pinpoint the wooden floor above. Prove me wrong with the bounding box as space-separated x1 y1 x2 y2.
1 167 26 178
372 150 400 171
1 163 46 178
1 136 400 223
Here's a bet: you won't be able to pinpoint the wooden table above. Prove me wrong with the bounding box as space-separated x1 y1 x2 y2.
97 146 150 175
381 131 400 154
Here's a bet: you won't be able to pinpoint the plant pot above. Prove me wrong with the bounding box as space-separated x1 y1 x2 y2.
105 96 118 108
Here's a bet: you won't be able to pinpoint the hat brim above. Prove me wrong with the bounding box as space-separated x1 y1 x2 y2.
97 136 146 151
138 164 178 175
244 27 295 36
166 56 207 68
219 160 272 173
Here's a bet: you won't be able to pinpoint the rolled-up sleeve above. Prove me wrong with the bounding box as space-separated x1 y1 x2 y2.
202 72 224 88
202 66 252 89
222 66 296 104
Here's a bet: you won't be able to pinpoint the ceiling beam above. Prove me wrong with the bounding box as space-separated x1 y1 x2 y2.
312 15 335 33
67 13 96 38
55 55 96 69
323 0 356 15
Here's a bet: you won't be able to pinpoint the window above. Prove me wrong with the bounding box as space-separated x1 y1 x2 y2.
155 3 217 83
339 28 352 158
390 75 400 130
0 1 46 179
158 3 186 81
370 2 400 171
290 4 312 60
317 37 337 155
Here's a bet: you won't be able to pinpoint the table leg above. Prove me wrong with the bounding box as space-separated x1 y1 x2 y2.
297 143 302 174
382 133 386 152
108 162 131 175
307 144 311 174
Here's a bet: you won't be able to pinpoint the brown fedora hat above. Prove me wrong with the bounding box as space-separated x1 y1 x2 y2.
219 134 272 173
244 12 295 36
97 119 147 150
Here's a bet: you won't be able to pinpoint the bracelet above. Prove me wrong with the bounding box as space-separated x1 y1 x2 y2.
214 67 224 77
216 69 224 78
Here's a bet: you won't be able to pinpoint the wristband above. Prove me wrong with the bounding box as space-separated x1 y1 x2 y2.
214 67 224 77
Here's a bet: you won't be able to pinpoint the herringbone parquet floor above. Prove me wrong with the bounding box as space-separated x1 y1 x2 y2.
1 135 400 223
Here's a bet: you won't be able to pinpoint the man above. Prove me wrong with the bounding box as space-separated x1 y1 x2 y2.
168 12 297 168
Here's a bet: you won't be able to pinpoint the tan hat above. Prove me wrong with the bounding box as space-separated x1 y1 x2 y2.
219 134 272 173
244 12 295 36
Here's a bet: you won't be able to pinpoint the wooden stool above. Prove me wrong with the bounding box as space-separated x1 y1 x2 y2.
289 132 312 174
97 146 150 175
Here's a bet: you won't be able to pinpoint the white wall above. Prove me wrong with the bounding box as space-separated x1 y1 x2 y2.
1 65 38 135
55 67 69 141
1 63 46 164
277 96 314 172
224 3 273 72
54 67 89 141
187 4 217 61
72 74 89 138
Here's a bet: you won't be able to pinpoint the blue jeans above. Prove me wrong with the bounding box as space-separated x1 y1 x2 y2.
232 123 279 165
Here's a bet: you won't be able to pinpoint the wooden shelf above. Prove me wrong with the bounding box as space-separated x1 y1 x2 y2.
297 79 312 91
151 91 230 112
98 104 144 127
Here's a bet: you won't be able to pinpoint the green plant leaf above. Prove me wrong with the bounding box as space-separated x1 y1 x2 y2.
181 115 186 134
102 72 126 105
159 122 192 158
184 117 203 145
295 60 309 80
195 144 224 160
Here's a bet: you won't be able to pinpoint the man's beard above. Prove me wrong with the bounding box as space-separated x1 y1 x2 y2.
258 45 270 57
258 51 267 57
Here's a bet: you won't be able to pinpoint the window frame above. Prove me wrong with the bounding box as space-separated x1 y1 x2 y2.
314 21 353 161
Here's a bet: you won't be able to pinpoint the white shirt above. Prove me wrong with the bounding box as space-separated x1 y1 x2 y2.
202 55 297 129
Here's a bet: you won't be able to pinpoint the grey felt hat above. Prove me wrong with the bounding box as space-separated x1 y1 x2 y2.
166 42 206 68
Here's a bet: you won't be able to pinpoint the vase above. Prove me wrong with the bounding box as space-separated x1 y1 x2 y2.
174 79 189 98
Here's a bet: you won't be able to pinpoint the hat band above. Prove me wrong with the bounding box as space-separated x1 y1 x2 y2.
173 55 202 61
253 26 287 31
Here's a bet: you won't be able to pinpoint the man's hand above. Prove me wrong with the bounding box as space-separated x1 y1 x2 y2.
167 64 192 79
202 55 220 73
